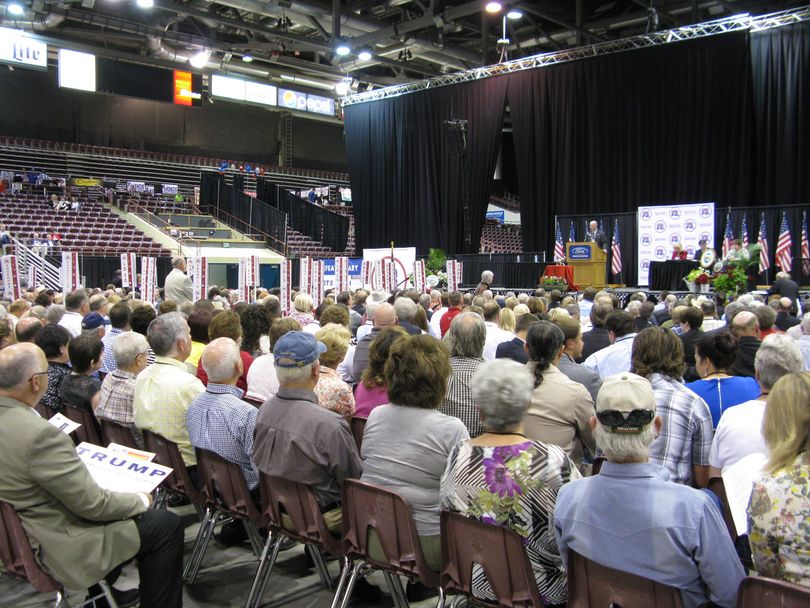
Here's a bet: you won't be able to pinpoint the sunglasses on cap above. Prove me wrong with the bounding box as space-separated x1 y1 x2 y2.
596 409 655 431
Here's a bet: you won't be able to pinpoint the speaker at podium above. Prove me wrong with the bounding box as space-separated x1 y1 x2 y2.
566 242 607 289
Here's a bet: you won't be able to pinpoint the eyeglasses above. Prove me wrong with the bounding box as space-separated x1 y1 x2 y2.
28 371 49 383
596 409 654 428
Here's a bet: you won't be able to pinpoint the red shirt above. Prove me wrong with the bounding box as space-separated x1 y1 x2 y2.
439 307 463 337
671 250 688 260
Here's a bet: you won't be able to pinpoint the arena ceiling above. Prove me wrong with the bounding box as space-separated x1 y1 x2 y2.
0 0 804 96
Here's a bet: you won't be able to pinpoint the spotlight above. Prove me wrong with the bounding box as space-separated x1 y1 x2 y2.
485 1 502 14
135 0 153 7
335 42 351 56
506 9 522 19
242 54 254 63
8 2 25 15
357 49 372 62
334 80 350 96
189 50 210 68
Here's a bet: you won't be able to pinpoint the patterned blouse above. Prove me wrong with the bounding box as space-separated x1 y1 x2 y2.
42 362 71 414
747 451 810 587
314 366 355 418
440 440 580 606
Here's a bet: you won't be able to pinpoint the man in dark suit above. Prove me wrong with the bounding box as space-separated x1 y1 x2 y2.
730 311 761 378
579 301 612 363
774 297 801 332
587 220 608 251
693 239 713 261
768 271 800 312
496 313 538 364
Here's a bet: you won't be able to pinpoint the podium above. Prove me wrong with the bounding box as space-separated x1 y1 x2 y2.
566 242 606 289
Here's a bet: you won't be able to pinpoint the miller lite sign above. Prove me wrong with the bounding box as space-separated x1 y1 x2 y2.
0 27 47 69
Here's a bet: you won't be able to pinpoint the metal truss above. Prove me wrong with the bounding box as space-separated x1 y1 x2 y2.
341 6 810 107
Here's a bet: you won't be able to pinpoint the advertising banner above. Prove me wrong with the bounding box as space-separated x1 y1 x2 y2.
279 259 292 314
446 260 463 292
0 27 47 70
140 257 157 304
120 253 136 288
188 256 208 302
0 255 21 300
61 252 81 294
413 259 427 293
333 256 349 293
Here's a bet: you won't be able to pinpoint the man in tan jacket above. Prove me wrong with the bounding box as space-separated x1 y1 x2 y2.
0 343 183 607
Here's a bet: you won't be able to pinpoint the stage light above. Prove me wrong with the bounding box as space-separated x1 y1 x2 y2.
485 2 502 14
358 49 372 62
241 54 254 63
8 2 25 15
506 9 522 19
335 42 351 56
334 80 350 96
189 50 210 68
135 0 153 8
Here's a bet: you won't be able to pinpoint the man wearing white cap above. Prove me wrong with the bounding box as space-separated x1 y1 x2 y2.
553 372 744 608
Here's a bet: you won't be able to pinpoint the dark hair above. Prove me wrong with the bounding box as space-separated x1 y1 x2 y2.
208 310 242 341
754 305 777 330
336 291 351 305
695 332 738 371
64 289 88 311
525 320 564 387
239 305 270 354
590 302 611 327
362 326 408 389
448 291 463 306
34 292 52 307
268 317 301 352
605 310 635 337
15 320 43 343
187 309 213 344
130 306 156 336
631 327 685 379
35 324 71 359
319 304 350 327
554 317 581 342
385 334 451 409
263 298 281 320
68 335 103 374
680 306 704 330
158 300 178 315
483 301 501 322
640 301 655 320
108 302 132 329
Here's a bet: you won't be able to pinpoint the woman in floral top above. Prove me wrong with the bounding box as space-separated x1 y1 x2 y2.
313 323 354 418
747 371 810 587
441 359 580 608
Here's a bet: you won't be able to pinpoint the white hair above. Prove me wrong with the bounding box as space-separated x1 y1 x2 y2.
171 256 185 269
594 422 656 462
394 297 417 322
202 339 241 383
112 332 149 368
275 361 315 385
472 360 533 431
481 270 494 284
801 312 810 335
755 334 803 390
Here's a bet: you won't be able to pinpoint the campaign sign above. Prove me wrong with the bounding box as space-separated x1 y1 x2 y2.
76 442 173 494
568 244 592 260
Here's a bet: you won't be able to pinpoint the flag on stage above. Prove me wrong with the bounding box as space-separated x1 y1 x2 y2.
758 212 770 273
568 221 576 243
802 211 810 274
554 220 565 262
610 219 622 277
740 215 749 248
775 212 793 272
722 213 734 258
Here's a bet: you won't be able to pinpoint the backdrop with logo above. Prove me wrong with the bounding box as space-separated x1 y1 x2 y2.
637 203 715 286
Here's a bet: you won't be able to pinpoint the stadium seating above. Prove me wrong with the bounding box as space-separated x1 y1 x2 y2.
480 220 523 253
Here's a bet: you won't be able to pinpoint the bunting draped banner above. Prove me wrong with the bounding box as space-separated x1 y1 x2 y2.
381 258 395 292
1 255 21 301
299 257 312 298
334 256 349 293
120 253 137 289
237 256 261 303
311 259 324 309
446 260 463 292
279 259 292 314
413 259 426 293
189 257 208 302
361 260 372 288
141 257 157 304
27 265 37 289
61 252 81 293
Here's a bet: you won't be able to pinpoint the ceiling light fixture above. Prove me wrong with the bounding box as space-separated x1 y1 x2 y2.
357 49 372 62
506 9 522 20
8 2 25 15
189 50 210 68
135 0 153 8
242 54 254 63
334 78 351 96
335 41 351 57
485 2 502 14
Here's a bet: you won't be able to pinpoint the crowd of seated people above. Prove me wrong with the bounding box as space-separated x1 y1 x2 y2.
0 272 807 608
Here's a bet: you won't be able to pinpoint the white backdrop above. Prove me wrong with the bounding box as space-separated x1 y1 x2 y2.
362 247 416 291
637 202 715 286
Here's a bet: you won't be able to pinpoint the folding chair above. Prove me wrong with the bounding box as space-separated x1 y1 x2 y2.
439 510 541 608
349 416 366 452
336 479 444 608
62 404 103 446
736 576 810 607
0 500 118 607
99 419 142 450
567 550 683 607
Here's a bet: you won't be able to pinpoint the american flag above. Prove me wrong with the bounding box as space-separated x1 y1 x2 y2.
758 212 770 273
722 213 734 258
611 219 622 276
740 215 749 248
775 212 793 272
554 220 565 262
569 221 576 243
802 211 810 274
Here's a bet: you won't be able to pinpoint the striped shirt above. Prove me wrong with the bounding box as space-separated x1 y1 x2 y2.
96 368 144 449
440 357 485 438
101 327 124 373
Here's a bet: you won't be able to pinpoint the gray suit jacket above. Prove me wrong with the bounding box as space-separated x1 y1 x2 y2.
557 353 602 402
163 267 194 305
0 397 145 589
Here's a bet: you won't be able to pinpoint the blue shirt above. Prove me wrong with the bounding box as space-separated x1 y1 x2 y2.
101 327 124 373
553 462 745 608
187 383 259 489
685 376 761 427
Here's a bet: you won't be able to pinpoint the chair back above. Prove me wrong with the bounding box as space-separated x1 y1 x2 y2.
142 430 208 507
243 396 264 408
736 576 810 607
0 500 61 593
349 416 366 452
440 510 542 607
99 418 139 449
33 401 51 420
342 479 438 586
63 404 102 445
260 474 341 555
567 551 683 608
196 448 265 527
707 477 738 542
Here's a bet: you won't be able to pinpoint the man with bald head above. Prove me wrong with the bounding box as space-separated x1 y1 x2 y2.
0 343 183 606
352 302 397 380
774 296 800 332
730 310 761 377
14 316 43 343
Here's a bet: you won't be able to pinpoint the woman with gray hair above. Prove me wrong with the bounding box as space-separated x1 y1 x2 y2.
441 359 580 607
475 270 494 295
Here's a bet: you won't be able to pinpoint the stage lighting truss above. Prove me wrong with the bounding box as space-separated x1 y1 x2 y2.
341 6 810 107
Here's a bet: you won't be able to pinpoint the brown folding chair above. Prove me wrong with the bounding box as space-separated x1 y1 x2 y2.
336 479 444 608
63 404 103 446
141 430 213 584
33 401 51 420
99 419 142 450
707 477 739 543
736 576 810 607
349 416 366 452
440 510 541 607
567 551 683 608
0 500 118 607
245 474 342 608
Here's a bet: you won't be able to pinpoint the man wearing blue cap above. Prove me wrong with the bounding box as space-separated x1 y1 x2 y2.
252 331 362 531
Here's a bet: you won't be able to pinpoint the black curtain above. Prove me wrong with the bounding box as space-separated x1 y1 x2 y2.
79 256 172 292
510 32 753 256
344 76 509 255
256 178 349 253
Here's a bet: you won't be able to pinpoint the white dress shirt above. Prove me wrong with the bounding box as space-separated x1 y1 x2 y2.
482 322 514 361
582 334 637 379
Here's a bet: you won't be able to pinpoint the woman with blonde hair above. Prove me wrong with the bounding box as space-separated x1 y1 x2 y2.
313 322 354 418
289 292 314 327
747 371 810 587
498 307 516 333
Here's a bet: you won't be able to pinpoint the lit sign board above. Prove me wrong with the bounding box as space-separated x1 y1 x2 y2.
58 49 96 92
306 93 335 116
0 27 47 70
245 80 276 106
278 88 335 116
173 70 201 106
211 74 277 107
